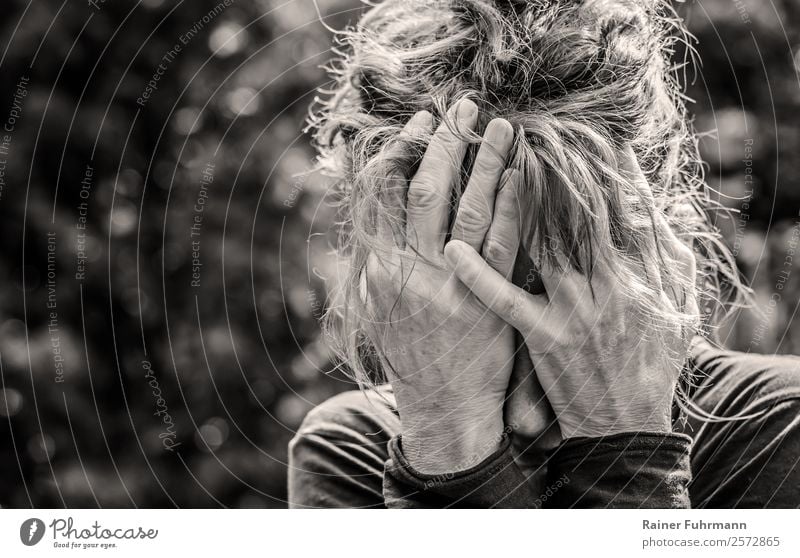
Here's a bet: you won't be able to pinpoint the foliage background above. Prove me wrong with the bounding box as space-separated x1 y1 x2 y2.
0 0 798 507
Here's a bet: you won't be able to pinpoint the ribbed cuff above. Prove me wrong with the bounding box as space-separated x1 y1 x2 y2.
544 432 693 508
383 434 536 508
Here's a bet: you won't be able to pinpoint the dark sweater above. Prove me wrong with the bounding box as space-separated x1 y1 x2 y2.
288 341 800 508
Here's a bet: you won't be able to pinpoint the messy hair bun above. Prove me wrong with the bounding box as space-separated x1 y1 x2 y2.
309 0 744 386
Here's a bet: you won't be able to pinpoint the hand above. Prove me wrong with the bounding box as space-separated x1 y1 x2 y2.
444 148 699 439
365 101 518 473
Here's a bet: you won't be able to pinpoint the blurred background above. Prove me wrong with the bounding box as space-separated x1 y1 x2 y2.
0 0 798 508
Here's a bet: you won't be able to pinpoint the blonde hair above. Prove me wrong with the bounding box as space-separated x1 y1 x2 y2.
308 0 746 387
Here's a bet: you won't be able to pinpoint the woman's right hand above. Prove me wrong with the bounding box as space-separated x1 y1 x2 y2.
444 149 699 440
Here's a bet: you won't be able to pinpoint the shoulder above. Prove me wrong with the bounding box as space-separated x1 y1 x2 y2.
690 338 800 406
290 385 399 450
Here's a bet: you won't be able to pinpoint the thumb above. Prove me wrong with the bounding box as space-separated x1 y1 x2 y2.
444 239 548 336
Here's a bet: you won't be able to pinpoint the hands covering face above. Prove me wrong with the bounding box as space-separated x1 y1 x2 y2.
364 103 698 473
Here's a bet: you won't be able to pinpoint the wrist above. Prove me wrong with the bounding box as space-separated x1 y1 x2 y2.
562 413 673 439
401 413 505 475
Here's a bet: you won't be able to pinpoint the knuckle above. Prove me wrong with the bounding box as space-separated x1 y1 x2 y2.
551 326 576 350
483 237 513 265
407 179 444 210
495 194 519 220
495 289 519 319
455 201 490 232
428 133 460 162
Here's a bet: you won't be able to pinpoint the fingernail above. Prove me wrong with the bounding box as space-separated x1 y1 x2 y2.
411 110 432 126
486 118 513 144
405 110 432 134
457 99 477 120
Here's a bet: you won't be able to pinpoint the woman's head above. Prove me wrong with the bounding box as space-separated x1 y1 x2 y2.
309 0 744 384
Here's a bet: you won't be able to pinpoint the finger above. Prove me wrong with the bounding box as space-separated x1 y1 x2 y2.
620 145 654 199
363 252 392 323
620 146 696 287
618 146 671 289
537 255 586 306
620 145 680 244
658 217 697 291
482 170 521 279
451 118 514 250
620 144 666 242
664 239 698 314
444 239 549 337
407 99 478 256
376 174 407 251
377 111 435 249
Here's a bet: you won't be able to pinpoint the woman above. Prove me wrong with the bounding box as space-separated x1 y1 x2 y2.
288 0 800 508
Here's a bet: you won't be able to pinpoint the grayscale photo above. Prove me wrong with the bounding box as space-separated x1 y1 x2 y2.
0 0 799 517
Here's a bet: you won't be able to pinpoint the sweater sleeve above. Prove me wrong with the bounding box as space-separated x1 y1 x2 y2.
383 434 538 508
544 432 693 508
382 431 693 508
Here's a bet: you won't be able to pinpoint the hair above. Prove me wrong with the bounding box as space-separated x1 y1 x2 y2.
307 0 747 392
